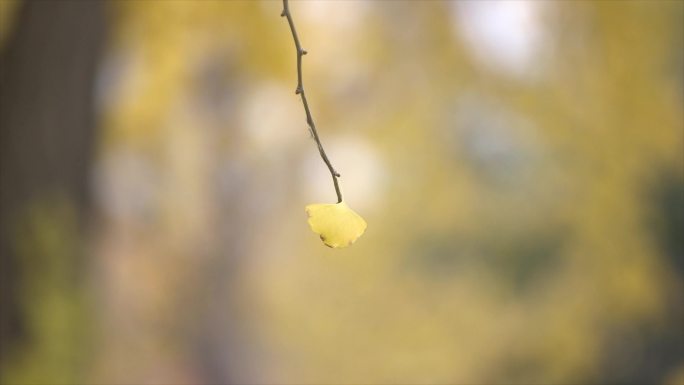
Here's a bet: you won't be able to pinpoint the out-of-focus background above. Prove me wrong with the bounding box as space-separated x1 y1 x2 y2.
0 1 682 384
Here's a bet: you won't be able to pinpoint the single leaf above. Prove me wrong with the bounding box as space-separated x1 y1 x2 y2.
305 201 367 248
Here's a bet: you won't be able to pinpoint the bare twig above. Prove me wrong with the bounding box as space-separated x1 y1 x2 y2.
281 0 343 203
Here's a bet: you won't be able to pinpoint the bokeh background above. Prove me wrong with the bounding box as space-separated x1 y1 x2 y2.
1 1 683 384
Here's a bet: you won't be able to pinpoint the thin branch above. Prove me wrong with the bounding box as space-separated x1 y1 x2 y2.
281 0 343 203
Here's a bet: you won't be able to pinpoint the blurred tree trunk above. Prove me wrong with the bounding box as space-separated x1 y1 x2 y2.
0 0 106 381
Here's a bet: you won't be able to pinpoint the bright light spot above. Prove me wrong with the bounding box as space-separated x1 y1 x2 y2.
299 0 369 31
451 1 548 78
241 83 301 154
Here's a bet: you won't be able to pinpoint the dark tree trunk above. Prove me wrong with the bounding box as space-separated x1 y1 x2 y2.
0 0 106 369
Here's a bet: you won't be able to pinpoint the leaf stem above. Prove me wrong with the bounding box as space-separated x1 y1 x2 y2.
281 0 343 203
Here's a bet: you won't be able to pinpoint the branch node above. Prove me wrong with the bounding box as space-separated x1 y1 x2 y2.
280 10 286 17
300 49 308 55
295 86 303 94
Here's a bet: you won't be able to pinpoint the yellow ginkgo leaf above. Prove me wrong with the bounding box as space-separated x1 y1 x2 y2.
305 201 367 248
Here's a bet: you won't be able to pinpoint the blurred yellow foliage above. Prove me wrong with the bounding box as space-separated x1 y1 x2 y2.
2 1 682 384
